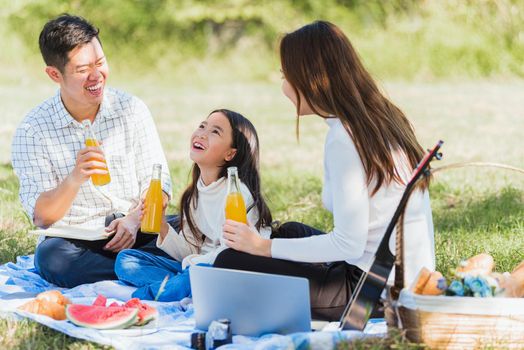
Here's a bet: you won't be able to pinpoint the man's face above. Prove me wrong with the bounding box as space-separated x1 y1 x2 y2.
51 38 109 112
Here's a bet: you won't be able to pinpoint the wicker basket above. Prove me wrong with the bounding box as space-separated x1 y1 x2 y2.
391 290 524 349
385 165 524 349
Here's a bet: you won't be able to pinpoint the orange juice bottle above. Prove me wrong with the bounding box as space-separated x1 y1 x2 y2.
82 120 111 186
225 166 247 224
141 164 164 233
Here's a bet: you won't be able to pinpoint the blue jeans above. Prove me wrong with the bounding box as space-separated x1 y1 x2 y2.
34 215 179 288
34 234 171 288
115 249 192 302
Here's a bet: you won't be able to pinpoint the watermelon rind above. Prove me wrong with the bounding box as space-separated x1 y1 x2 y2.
66 304 138 330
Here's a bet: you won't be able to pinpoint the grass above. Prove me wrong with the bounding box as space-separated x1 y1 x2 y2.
0 76 523 349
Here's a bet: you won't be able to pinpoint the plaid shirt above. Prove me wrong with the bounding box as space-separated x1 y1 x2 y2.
11 88 172 228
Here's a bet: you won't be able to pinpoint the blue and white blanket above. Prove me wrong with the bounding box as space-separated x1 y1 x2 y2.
0 255 386 349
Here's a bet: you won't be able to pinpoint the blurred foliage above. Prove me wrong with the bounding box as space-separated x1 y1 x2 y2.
4 0 524 80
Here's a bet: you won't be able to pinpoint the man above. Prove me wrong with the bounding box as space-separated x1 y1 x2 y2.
11 14 172 288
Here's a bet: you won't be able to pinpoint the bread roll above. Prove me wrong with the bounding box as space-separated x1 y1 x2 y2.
421 271 446 296
509 261 524 297
410 267 432 294
456 253 494 276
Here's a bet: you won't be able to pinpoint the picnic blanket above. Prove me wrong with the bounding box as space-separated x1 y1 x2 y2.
0 255 387 349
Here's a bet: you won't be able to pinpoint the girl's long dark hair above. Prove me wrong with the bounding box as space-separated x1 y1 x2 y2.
280 21 428 194
179 109 272 251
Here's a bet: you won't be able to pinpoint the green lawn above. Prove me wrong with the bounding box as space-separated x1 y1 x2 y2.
0 78 523 349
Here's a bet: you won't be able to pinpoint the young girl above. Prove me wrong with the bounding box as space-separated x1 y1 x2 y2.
216 21 435 321
114 109 272 301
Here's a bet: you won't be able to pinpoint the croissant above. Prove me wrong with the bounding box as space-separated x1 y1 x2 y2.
456 253 494 276
18 298 66 320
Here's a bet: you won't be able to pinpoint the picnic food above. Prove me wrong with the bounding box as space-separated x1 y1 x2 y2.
36 290 71 306
141 164 164 233
125 298 159 325
92 294 107 306
411 254 524 298
456 253 494 276
421 271 446 295
19 299 67 320
66 304 139 329
410 268 446 296
496 262 524 298
92 295 158 326
18 290 70 320
410 267 432 294
63 294 159 329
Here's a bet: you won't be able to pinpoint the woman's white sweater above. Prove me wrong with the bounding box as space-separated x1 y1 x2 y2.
271 118 435 285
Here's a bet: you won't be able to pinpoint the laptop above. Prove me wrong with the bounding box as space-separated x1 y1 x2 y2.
190 265 312 337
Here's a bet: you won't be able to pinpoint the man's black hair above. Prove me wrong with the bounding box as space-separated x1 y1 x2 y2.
39 14 100 72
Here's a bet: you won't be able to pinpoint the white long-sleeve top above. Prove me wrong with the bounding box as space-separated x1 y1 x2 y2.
157 176 271 269
271 118 435 285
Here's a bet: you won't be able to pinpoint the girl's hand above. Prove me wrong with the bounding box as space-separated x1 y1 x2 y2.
222 219 272 257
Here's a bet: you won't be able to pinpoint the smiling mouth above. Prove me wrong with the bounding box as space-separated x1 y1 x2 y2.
85 82 103 95
192 141 206 151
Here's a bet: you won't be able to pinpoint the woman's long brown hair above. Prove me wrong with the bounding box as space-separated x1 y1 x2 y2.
179 109 273 251
280 21 428 194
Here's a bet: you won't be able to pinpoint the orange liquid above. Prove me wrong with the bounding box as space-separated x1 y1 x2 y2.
141 179 163 233
225 192 247 224
85 138 111 186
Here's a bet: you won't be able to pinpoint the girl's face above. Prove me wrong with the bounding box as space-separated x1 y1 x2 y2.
190 112 237 168
281 75 315 116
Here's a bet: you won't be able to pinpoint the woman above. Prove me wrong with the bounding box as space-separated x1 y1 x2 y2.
216 21 435 321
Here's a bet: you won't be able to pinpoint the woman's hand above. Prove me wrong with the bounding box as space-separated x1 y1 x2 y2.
222 220 272 257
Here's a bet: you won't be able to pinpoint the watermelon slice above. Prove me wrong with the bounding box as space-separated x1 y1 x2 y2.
66 304 138 330
92 295 107 307
125 298 158 325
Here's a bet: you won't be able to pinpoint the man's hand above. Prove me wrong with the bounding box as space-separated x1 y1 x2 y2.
104 203 143 252
222 220 272 257
33 145 109 227
69 146 109 185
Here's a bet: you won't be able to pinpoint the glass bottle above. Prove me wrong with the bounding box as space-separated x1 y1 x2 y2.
82 120 111 186
141 164 163 233
225 166 247 224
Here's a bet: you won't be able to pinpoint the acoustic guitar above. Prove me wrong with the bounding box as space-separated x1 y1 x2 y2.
340 140 444 330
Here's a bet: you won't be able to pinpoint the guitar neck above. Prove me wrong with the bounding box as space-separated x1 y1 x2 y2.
374 140 443 264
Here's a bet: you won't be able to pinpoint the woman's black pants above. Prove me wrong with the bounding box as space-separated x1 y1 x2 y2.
214 221 365 321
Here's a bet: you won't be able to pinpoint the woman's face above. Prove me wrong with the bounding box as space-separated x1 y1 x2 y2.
190 112 237 168
281 76 315 116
